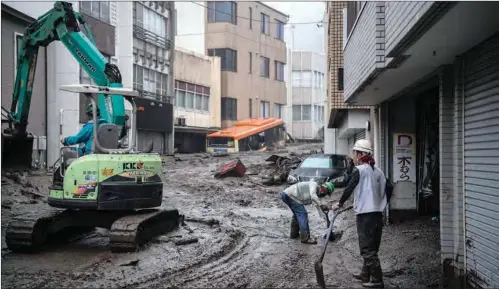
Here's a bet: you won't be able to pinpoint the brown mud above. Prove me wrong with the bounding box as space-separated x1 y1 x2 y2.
1 143 440 288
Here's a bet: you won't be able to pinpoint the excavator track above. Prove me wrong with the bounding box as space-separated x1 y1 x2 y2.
5 209 67 252
109 208 181 253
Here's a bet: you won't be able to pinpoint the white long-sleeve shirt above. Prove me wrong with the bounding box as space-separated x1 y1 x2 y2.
283 181 324 218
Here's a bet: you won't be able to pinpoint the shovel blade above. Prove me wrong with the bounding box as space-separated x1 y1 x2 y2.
314 260 326 289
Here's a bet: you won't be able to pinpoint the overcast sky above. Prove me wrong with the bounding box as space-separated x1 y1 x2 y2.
264 2 326 54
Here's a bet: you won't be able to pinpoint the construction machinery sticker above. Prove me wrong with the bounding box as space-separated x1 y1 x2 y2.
73 182 96 198
123 162 144 170
102 168 114 176
119 170 154 178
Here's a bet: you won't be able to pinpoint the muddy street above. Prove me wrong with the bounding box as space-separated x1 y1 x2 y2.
1 144 440 288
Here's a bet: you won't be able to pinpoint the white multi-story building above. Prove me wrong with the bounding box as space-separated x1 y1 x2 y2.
1 1 178 166
288 51 326 140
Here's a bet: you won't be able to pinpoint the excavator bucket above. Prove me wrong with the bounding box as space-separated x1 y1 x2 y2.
1 132 34 170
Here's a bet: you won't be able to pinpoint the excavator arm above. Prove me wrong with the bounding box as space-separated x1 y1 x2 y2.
3 1 127 169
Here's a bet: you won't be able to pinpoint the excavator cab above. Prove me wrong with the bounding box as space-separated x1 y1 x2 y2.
6 85 180 253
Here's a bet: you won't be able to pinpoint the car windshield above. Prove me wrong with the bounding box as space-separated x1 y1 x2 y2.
300 158 332 169
300 156 347 169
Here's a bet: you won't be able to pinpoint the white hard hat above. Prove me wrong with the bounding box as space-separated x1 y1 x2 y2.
353 139 373 154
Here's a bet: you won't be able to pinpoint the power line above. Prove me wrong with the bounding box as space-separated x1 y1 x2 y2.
190 2 324 26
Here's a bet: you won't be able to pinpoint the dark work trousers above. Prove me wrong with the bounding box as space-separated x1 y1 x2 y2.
356 212 383 278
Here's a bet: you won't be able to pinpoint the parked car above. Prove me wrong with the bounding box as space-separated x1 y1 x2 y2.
287 154 348 185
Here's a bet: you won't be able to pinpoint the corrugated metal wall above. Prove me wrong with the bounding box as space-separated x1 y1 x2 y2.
463 33 499 288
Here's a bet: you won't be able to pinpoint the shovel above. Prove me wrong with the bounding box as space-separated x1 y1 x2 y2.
315 205 353 289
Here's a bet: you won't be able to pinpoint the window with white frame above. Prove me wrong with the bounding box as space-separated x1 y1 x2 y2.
291 71 311 87
80 1 111 24
260 13 270 35
292 105 301 121
133 64 169 101
260 101 270 118
133 2 167 37
174 80 210 112
292 105 311 121
274 103 283 118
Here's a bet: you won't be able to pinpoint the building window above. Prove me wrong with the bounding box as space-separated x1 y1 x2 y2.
314 105 324 122
292 71 311 87
260 101 270 118
275 20 284 41
260 13 270 35
274 103 283 119
221 97 237 120
249 99 253 118
174 80 210 112
133 64 168 101
249 52 252 74
207 48 237 72
338 68 344 91
313 71 324 89
249 7 252 29
14 33 23 77
260 56 270 78
275 61 284 81
80 1 111 24
207 1 237 25
292 105 311 121
292 105 301 121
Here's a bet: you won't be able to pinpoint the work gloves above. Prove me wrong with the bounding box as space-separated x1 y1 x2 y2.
331 202 342 211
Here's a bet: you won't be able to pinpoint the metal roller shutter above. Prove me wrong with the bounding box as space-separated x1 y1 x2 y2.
355 129 366 141
463 33 499 288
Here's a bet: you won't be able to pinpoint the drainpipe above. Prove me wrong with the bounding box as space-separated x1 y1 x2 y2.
373 106 380 165
165 2 176 154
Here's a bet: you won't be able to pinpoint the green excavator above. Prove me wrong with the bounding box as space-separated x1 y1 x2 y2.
2 1 180 253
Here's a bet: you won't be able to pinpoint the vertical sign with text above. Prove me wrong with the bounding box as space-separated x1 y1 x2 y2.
393 133 416 182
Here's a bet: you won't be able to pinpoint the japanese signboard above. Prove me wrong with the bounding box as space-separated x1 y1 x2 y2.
393 133 416 182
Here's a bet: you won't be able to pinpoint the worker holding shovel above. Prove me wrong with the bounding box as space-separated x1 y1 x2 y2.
331 139 387 288
281 181 335 244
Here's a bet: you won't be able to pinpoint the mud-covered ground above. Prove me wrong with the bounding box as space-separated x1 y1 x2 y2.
1 143 441 288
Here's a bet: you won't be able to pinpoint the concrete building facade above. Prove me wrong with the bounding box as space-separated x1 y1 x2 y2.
289 51 326 140
343 1 499 287
324 1 371 156
1 4 48 168
205 1 288 128
173 47 222 153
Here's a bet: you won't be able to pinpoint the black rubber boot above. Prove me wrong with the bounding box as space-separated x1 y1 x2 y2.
362 265 384 288
300 232 317 244
353 263 370 283
290 216 299 239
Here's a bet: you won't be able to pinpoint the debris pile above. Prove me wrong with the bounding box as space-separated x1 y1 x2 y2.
260 154 303 186
214 159 247 179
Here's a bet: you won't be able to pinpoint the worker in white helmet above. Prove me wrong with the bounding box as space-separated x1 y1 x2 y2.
331 139 387 288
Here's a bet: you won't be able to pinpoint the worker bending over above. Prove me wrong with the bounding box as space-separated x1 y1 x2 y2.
332 139 387 288
61 103 108 156
281 181 334 244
